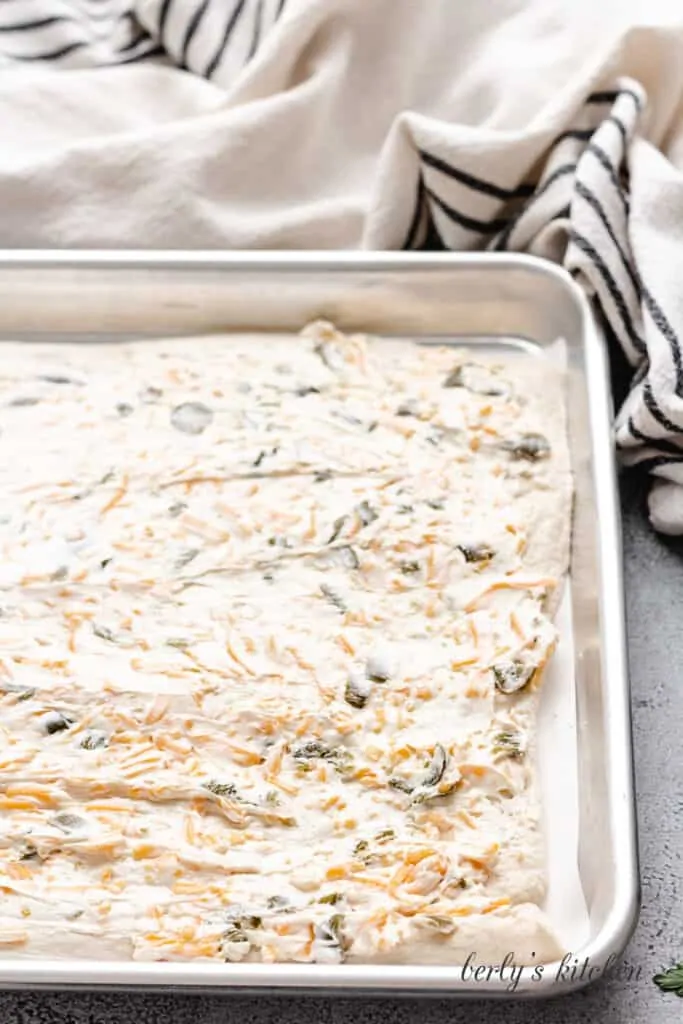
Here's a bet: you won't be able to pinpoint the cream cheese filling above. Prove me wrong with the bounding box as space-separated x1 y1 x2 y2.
0 322 572 965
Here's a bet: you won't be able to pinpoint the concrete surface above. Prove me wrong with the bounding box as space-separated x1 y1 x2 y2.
0 467 680 1024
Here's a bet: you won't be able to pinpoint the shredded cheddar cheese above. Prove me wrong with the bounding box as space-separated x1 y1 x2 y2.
0 321 571 966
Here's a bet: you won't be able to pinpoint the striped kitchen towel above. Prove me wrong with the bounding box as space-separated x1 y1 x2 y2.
0 0 285 80
1 0 683 531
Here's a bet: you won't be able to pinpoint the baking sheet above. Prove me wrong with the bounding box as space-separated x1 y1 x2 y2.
0 252 637 997
539 588 588 952
0 328 586 961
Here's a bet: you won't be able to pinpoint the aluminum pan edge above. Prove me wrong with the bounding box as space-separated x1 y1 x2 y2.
0 252 639 997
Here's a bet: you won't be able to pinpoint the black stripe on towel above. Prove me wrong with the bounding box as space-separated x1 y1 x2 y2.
179 0 210 66
570 229 646 356
403 175 426 251
574 181 640 296
642 291 683 397
553 128 595 146
604 115 629 144
0 15 70 32
419 149 533 201
248 0 264 60
10 39 86 61
493 163 575 250
425 186 509 235
643 381 683 436
634 454 683 474
578 181 683 396
205 0 248 77
422 209 447 251
587 88 643 110
115 43 165 65
585 143 629 213
632 358 650 388
627 415 683 455
587 89 620 104
118 27 151 55
157 0 174 39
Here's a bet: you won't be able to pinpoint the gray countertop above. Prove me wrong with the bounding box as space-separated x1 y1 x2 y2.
1 468 680 1024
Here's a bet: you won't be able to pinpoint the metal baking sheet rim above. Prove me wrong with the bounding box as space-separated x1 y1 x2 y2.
0 251 639 998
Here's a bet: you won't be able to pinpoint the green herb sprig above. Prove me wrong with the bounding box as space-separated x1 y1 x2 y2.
654 963 683 997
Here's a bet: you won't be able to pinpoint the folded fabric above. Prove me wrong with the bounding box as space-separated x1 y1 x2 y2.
0 0 283 77
1 0 683 531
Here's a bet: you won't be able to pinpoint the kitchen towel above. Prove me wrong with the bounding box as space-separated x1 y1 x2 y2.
2 0 683 531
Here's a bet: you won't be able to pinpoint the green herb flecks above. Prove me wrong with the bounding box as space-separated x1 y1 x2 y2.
43 712 74 735
52 813 85 832
0 681 35 701
456 543 495 564
80 729 108 750
92 624 119 644
332 410 366 429
318 892 342 905
252 446 279 468
9 396 40 407
227 911 262 929
72 469 115 502
388 776 414 794
315 913 346 950
421 745 447 787
18 843 39 861
411 781 460 805
389 745 457 804
140 385 163 404
292 741 338 762
355 500 378 527
175 548 200 571
314 340 345 372
365 651 393 683
344 670 372 709
292 742 353 775
421 915 457 934
204 780 239 799
168 501 188 518
492 660 536 695
327 516 347 545
396 400 419 417
442 363 508 396
336 545 360 570
266 895 290 910
493 731 526 759
399 560 421 576
320 583 348 614
38 374 84 386
500 432 551 461
221 910 263 962
353 828 396 864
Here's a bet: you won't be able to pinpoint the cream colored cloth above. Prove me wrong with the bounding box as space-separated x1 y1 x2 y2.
2 0 683 529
